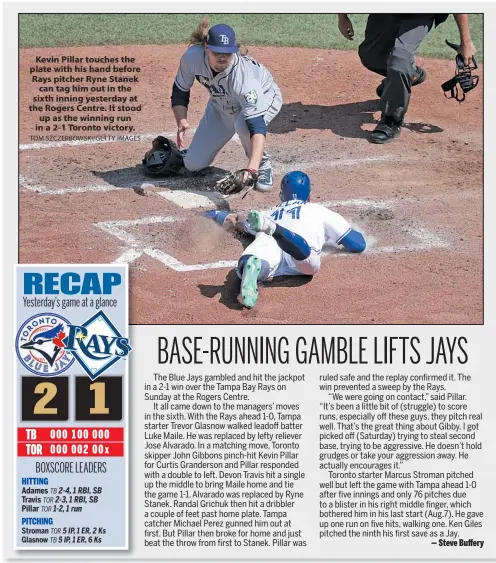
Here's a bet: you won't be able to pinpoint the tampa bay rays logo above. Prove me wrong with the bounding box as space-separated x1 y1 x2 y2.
16 313 75 376
196 75 210 88
62 310 132 380
195 75 226 97
219 34 230 45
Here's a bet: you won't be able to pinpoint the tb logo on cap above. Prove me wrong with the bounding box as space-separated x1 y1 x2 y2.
207 24 239 53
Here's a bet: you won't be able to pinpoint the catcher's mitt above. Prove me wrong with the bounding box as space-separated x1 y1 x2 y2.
216 168 259 198
142 136 184 177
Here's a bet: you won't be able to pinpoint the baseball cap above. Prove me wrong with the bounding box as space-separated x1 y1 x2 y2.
206 24 239 54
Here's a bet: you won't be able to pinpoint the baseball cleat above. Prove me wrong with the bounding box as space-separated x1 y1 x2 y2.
247 210 276 235
256 155 273 191
240 256 262 308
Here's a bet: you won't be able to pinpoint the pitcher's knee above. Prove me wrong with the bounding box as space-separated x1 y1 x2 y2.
183 153 209 172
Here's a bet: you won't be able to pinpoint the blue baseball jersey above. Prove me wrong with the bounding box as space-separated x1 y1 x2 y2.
174 45 280 119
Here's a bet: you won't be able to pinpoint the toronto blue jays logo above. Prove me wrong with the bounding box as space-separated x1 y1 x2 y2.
16 311 132 379
62 310 132 380
16 313 75 376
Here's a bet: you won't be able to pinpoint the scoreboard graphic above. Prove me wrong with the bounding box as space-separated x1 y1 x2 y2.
15 265 130 549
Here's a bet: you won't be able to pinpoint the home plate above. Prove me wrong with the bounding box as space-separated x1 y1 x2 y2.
156 189 224 209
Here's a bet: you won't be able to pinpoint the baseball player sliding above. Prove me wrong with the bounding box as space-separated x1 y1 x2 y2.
205 171 367 308
169 18 282 192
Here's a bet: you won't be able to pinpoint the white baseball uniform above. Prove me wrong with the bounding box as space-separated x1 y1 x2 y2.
239 200 353 278
174 45 282 171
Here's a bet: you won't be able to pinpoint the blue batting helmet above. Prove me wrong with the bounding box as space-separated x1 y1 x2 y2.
280 171 311 202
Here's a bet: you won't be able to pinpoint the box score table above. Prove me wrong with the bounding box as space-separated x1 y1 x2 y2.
15 265 130 549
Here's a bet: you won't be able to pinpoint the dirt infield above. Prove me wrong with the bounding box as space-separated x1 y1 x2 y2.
19 45 483 324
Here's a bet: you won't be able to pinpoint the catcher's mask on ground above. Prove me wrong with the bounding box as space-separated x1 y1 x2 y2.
142 138 184 177
280 171 311 202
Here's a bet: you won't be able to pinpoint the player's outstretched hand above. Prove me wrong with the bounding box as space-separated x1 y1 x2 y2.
224 213 248 233
177 119 190 149
338 14 354 40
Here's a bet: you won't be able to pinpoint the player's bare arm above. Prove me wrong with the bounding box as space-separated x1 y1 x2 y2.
247 134 265 175
454 14 477 65
338 14 354 40
172 105 190 149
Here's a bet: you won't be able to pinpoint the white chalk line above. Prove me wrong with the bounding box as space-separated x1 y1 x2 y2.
94 215 237 271
93 202 449 272
114 249 144 264
275 155 396 174
20 154 398 196
322 198 391 209
19 173 200 196
20 175 117 195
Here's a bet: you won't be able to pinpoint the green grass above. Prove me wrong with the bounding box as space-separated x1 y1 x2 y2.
20 13 483 61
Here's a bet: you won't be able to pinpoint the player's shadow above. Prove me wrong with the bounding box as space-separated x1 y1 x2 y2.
262 275 313 288
268 100 443 138
198 269 244 311
92 165 230 203
198 269 313 311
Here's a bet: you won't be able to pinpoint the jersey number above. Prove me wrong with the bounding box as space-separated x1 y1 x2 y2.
271 206 301 221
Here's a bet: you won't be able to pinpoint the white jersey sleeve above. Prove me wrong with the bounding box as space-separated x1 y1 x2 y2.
174 48 197 92
320 206 352 244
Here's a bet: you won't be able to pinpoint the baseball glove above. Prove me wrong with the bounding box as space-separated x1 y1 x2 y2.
142 136 184 177
216 168 259 198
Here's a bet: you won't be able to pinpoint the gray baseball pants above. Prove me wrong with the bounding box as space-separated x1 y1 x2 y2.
358 14 435 122
184 88 282 172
